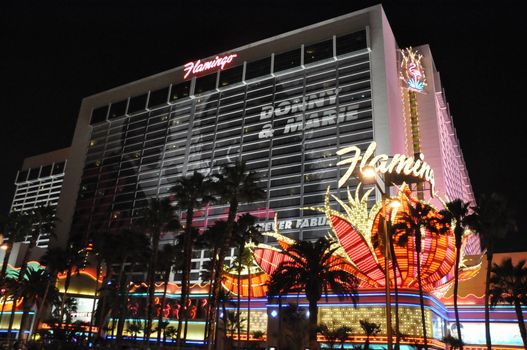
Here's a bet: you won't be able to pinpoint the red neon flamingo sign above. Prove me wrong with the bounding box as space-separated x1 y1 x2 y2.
183 54 238 79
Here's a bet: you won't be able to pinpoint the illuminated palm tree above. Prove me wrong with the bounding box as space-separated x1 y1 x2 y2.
209 160 265 347
137 197 180 342
439 199 479 348
472 193 516 350
489 258 527 348
392 201 441 348
267 238 359 350
170 171 213 345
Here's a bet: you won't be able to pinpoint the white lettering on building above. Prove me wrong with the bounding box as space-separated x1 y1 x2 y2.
336 141 435 193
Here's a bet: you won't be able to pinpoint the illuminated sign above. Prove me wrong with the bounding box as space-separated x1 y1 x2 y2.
183 54 238 79
400 47 427 93
336 141 435 193
258 88 360 139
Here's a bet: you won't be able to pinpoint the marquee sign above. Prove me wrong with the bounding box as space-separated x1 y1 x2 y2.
336 141 435 193
400 47 427 93
183 53 238 79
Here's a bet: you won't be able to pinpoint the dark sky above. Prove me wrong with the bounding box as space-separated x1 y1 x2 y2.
1 0 525 251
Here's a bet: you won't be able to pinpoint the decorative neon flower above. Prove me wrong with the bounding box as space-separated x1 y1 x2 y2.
223 185 481 299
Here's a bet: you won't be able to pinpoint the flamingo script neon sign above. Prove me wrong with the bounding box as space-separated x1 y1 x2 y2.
183 54 238 79
336 142 435 193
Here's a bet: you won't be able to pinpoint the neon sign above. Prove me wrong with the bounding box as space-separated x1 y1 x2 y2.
336 141 435 193
400 47 427 93
183 54 238 79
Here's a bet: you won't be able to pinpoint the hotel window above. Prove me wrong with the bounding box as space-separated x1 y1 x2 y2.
170 81 191 102
148 87 170 108
194 73 217 95
27 168 40 181
304 39 333 64
40 165 52 178
16 170 28 183
274 48 301 73
108 100 127 120
127 94 148 115
336 30 367 56
219 65 243 87
52 162 65 175
245 57 272 80
91 105 109 125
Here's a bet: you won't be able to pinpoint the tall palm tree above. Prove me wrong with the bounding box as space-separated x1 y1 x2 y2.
15 266 55 340
230 213 261 349
439 199 479 348
392 201 441 348
472 193 516 350
17 204 57 283
0 211 33 279
34 247 70 335
267 238 359 350
111 229 152 344
156 244 183 345
209 160 265 348
137 198 180 342
170 171 213 345
489 258 527 347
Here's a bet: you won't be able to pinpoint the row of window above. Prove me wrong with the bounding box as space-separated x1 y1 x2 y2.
16 162 66 184
90 30 367 125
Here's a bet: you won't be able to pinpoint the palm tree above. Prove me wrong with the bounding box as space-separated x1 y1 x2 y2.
34 247 70 335
170 171 213 345
439 199 479 348
317 322 352 349
137 197 180 342
489 257 527 348
472 193 516 350
392 201 441 348
17 204 57 283
359 320 381 350
230 213 261 348
0 211 33 279
111 229 152 343
267 238 359 350
209 160 265 347
156 244 183 345
14 266 54 341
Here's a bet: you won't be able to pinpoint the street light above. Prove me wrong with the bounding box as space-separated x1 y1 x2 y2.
359 165 394 350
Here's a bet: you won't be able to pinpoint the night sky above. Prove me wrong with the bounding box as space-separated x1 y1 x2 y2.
1 0 526 251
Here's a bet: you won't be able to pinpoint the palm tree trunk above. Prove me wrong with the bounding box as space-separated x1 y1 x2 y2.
389 237 400 349
308 299 319 350
484 252 493 350
0 243 13 279
205 246 218 347
6 294 19 347
115 257 129 344
0 294 8 329
146 229 161 343
157 268 170 345
237 254 242 349
278 296 283 350
513 299 527 348
246 265 251 350
209 200 238 350
453 239 463 348
416 243 428 348
89 261 102 344
59 265 73 327
177 209 194 349
31 277 53 338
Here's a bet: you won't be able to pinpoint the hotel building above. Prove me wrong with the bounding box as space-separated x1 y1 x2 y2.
38 4 523 348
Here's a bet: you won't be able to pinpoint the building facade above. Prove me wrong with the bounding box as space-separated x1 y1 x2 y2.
45 5 525 348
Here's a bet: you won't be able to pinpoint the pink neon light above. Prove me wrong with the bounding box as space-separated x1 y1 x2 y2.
183 54 238 79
